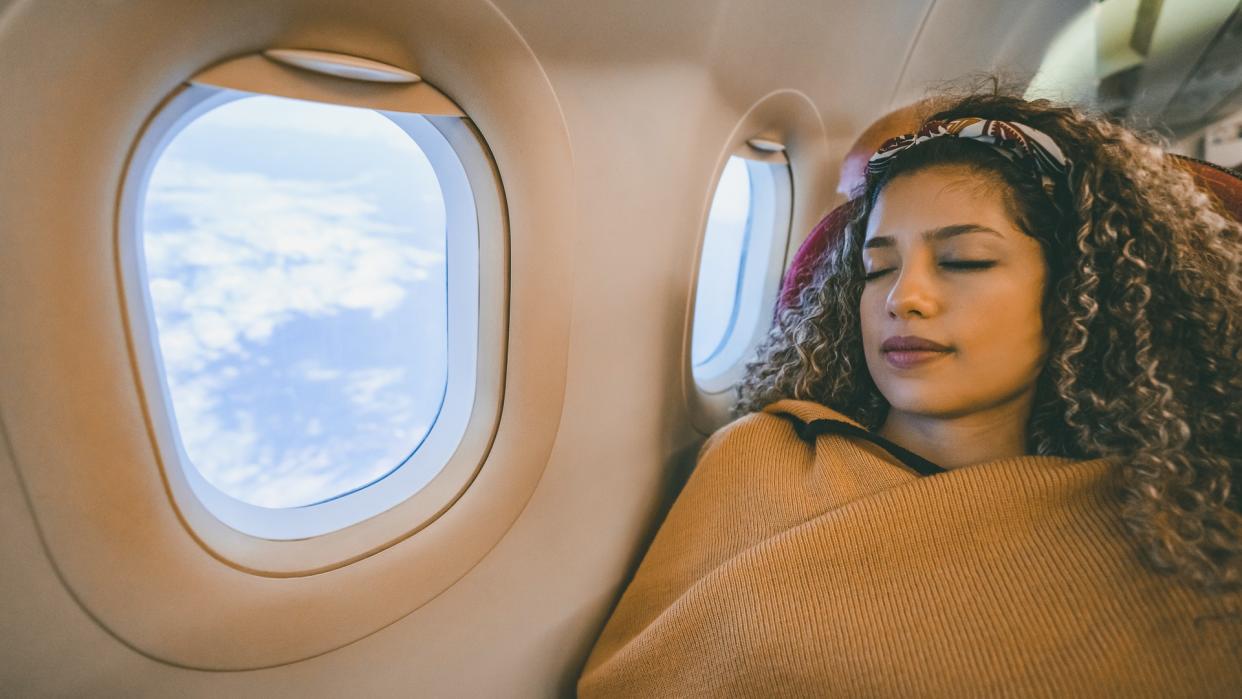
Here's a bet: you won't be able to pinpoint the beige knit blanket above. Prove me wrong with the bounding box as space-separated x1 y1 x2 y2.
578 400 1242 697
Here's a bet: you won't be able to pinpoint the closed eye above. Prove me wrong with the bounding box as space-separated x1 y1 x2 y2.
863 260 996 281
940 260 998 270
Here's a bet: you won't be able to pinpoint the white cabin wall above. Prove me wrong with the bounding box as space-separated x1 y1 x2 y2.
0 425 140 696
891 0 1090 109
0 0 1081 696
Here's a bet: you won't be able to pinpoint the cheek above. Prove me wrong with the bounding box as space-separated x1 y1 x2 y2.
858 287 883 337
962 278 1046 364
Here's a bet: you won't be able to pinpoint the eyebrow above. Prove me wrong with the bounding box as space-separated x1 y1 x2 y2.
863 223 1003 249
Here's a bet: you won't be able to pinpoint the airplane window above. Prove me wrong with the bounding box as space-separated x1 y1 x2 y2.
142 95 448 510
691 156 751 366
690 152 793 393
125 73 502 542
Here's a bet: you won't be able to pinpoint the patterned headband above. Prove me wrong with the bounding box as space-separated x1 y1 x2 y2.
866 117 1070 184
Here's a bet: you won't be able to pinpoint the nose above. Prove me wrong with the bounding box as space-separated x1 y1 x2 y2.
885 264 941 319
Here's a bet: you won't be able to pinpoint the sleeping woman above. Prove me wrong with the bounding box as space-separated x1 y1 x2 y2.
578 93 1242 697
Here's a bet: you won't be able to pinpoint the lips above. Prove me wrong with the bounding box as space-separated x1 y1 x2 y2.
881 335 952 370
881 335 951 353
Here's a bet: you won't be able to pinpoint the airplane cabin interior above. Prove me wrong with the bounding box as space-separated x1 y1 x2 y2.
1 0 1240 695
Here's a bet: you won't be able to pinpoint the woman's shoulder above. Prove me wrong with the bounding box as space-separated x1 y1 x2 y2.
759 398 865 428
704 399 862 451
692 399 864 482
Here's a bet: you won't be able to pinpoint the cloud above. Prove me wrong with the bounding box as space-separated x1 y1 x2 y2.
140 100 451 509
143 157 443 370
709 156 751 225
169 361 436 508
343 367 408 408
200 94 420 145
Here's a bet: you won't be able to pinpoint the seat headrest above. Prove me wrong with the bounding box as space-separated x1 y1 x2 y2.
1172 155 1242 219
776 202 852 309
776 155 1242 312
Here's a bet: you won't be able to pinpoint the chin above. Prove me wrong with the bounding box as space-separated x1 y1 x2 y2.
878 376 1038 421
875 381 974 419
884 396 967 419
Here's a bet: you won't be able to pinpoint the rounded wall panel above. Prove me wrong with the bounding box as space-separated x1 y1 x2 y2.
0 0 574 670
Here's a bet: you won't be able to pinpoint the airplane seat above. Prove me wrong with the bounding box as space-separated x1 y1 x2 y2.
776 155 1242 312
776 200 853 310
1172 154 1242 220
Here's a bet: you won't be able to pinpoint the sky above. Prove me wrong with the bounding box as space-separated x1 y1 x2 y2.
142 94 449 509
691 156 752 366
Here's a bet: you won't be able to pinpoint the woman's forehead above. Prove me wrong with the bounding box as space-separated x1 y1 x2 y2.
865 166 1024 243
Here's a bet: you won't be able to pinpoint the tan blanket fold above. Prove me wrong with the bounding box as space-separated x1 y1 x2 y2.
578 400 1242 697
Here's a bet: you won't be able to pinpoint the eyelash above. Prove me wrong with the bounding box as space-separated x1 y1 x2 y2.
863 260 997 281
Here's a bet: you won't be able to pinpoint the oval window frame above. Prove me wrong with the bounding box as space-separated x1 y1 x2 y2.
690 150 793 395
683 90 833 434
117 55 507 571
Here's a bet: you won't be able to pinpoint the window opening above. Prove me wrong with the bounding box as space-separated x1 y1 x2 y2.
690 151 793 393
122 57 498 540
142 94 449 509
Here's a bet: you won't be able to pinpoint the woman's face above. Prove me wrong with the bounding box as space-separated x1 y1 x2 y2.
859 166 1048 420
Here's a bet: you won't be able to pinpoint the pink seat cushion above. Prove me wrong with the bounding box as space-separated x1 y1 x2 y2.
776 156 1242 312
776 202 851 309
1173 155 1242 222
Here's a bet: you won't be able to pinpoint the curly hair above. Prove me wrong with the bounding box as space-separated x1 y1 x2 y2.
736 93 1242 593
